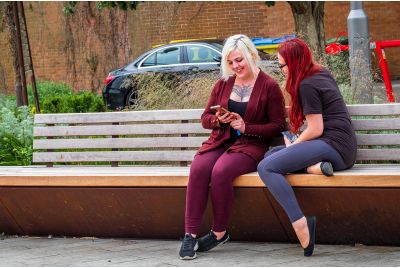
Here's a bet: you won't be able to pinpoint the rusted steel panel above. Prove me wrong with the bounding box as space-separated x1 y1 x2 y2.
228 188 290 242
0 187 288 241
0 187 399 245
0 188 25 234
277 188 400 246
0 188 187 238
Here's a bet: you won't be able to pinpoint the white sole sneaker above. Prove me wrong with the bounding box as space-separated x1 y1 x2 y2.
179 252 197 260
179 241 198 260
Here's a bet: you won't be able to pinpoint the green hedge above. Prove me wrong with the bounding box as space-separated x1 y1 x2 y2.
42 91 105 113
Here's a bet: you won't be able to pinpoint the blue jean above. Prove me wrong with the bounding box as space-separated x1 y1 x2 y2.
257 139 347 222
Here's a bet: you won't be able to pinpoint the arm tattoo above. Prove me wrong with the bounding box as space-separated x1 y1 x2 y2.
232 84 253 101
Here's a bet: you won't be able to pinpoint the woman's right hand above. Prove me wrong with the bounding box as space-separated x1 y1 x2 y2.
283 135 293 147
216 111 236 124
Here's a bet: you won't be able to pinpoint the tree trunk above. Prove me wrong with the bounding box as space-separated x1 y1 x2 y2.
288 1 325 63
3 2 23 106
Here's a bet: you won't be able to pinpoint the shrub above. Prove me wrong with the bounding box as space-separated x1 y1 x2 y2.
124 71 219 110
0 94 17 110
67 91 106 113
28 80 73 102
326 50 351 86
0 106 33 166
42 91 106 113
126 64 283 110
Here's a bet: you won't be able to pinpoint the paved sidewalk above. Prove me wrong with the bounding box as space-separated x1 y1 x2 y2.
0 236 399 266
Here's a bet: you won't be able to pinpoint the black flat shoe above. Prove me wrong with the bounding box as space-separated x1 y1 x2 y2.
304 216 316 257
320 162 333 177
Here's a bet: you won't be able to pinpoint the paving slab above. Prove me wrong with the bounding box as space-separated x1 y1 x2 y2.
0 236 399 266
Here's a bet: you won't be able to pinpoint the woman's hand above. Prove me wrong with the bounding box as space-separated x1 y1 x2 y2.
283 135 293 147
216 111 236 124
230 112 245 133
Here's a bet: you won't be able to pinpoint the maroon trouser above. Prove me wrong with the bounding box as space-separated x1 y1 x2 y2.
185 143 257 234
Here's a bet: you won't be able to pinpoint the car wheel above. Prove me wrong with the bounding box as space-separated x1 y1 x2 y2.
125 89 138 110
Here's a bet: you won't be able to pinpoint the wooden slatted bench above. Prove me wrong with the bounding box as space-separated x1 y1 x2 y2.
0 103 399 245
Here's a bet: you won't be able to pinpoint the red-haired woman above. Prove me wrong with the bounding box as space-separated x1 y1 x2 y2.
257 38 357 257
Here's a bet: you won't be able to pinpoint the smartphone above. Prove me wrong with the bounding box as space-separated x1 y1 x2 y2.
281 131 298 143
210 105 230 116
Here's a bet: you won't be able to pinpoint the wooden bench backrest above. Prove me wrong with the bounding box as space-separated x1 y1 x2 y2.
33 103 400 166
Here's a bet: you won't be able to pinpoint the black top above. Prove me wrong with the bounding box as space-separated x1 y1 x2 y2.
299 68 357 168
227 99 248 143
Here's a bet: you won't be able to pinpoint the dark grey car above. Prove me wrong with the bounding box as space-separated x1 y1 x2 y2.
102 39 274 110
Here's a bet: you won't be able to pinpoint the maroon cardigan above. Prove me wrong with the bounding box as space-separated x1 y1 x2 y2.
198 70 286 163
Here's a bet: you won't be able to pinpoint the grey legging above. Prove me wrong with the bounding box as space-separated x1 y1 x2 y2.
257 139 347 223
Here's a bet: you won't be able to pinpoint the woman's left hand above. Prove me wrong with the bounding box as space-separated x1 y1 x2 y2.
230 112 245 133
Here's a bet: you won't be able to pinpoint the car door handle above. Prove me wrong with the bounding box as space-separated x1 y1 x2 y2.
188 66 199 71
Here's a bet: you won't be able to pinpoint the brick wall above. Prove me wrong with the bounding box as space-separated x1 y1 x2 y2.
128 2 268 57
0 1 399 94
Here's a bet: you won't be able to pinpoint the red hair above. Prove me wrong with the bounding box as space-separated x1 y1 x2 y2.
278 38 321 133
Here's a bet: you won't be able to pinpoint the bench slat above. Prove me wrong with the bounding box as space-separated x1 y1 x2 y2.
34 120 400 137
33 123 210 137
33 137 206 149
35 149 400 162
347 103 400 116
356 134 400 145
32 151 198 163
34 109 204 124
33 104 400 125
357 149 400 160
352 118 400 131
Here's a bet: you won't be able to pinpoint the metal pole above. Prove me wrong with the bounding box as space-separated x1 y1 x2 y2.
347 1 373 103
19 2 40 113
12 2 28 106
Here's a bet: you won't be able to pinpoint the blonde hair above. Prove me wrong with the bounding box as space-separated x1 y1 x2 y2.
221 34 260 80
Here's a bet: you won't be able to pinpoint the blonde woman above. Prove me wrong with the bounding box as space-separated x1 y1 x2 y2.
179 34 286 260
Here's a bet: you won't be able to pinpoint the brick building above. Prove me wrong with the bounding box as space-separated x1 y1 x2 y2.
0 1 399 93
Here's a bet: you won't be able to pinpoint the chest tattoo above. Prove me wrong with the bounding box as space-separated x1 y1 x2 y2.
232 84 253 101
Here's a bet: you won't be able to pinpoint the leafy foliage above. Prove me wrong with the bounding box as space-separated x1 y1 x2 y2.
97 1 139 11
28 80 73 104
62 1 78 15
63 1 138 15
42 91 106 113
326 50 351 86
0 106 33 166
264 1 276 7
24 80 105 113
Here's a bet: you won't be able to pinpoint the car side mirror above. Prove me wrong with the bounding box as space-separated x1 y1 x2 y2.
213 56 222 66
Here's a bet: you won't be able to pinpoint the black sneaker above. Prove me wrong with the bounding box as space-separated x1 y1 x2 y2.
179 234 198 260
197 231 230 252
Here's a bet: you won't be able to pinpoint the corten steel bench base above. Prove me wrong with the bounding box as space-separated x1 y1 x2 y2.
1 165 400 246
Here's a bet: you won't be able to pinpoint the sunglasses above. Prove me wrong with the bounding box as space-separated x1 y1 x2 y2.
278 63 287 69
234 36 251 51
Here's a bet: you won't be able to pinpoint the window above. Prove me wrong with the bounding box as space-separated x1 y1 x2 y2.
141 46 181 67
141 53 156 67
187 45 220 63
